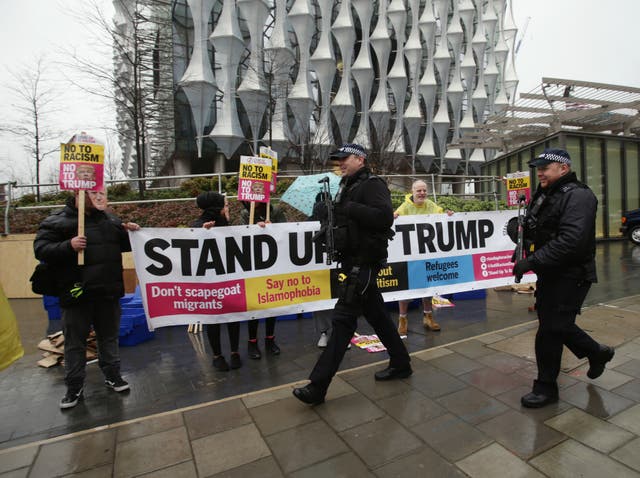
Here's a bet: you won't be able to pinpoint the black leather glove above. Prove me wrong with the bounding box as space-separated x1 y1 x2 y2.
512 258 532 278
506 217 519 243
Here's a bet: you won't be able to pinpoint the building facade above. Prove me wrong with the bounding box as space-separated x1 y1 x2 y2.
470 78 640 240
116 0 518 179
482 132 640 240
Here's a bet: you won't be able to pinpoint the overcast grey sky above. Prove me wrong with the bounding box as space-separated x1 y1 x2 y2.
1 0 639 183
513 0 640 93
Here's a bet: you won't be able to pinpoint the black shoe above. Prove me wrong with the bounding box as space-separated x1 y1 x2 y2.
292 383 325 405
105 375 130 392
60 388 84 409
265 337 281 355
213 355 230 371
587 345 615 379
374 366 413 381
248 340 262 359
229 353 242 369
521 391 559 408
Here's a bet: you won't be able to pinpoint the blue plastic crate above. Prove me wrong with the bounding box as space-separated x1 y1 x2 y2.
46 304 61 320
119 310 154 346
120 285 142 306
121 298 143 309
43 295 59 307
42 295 61 320
119 318 133 336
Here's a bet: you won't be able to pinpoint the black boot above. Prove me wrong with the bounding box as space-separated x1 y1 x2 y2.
265 336 280 355
248 340 262 359
521 380 559 408
229 352 242 369
293 383 325 405
587 345 615 379
212 355 230 371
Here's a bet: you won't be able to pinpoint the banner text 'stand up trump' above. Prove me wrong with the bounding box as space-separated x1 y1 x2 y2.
129 211 534 329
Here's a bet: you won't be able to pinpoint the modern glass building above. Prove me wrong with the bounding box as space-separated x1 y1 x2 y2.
115 0 518 179
473 79 640 240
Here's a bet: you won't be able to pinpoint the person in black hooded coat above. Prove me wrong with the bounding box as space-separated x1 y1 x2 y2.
34 188 140 409
191 192 242 371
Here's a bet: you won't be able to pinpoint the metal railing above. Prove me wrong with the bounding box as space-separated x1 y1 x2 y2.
2 172 505 235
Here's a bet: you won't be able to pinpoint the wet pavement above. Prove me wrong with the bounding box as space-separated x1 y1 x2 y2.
1 240 639 477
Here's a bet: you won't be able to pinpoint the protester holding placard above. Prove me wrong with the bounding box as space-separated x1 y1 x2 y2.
34 187 140 409
191 192 242 371
393 180 454 336
241 201 286 359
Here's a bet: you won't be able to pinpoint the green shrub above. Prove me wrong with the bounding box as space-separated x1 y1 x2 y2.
15 193 38 206
178 175 250 198
107 183 134 200
224 175 238 194
14 191 74 206
180 177 211 196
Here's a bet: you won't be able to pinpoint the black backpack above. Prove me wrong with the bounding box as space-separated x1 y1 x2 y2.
29 263 59 296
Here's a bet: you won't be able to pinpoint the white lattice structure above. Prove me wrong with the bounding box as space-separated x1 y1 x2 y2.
123 0 518 175
113 0 175 178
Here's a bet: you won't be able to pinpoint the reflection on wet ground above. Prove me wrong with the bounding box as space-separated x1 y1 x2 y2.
2 240 638 449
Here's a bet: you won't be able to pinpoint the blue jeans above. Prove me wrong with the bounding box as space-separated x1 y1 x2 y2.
61 298 121 390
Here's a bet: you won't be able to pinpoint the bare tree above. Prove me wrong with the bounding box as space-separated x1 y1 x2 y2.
60 0 175 198
103 128 124 182
1 57 60 201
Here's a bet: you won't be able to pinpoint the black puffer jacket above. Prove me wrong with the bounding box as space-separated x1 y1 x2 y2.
34 197 132 305
334 167 394 265
525 172 597 282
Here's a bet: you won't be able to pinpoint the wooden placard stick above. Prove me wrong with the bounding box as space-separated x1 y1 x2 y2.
266 199 271 222
78 191 85 265
249 201 256 225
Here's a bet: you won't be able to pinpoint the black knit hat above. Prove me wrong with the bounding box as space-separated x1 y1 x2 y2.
196 191 225 210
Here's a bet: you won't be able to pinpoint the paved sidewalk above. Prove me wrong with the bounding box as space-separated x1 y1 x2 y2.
1 294 639 477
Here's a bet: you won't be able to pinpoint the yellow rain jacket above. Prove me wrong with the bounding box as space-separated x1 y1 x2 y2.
394 193 443 216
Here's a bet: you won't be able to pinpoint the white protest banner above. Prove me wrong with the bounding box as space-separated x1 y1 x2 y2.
129 211 535 329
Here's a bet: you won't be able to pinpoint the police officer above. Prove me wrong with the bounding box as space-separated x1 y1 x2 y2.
293 143 412 405
512 148 614 408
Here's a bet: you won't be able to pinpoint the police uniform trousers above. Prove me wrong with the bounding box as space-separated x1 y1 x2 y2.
309 265 410 391
533 274 600 394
